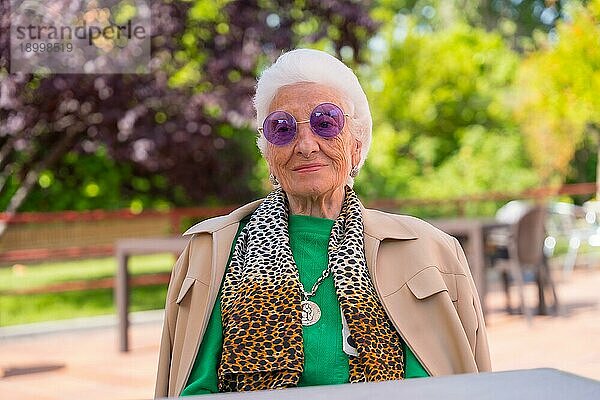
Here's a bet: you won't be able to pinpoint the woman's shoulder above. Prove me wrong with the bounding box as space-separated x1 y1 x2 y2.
366 209 468 280
363 208 455 245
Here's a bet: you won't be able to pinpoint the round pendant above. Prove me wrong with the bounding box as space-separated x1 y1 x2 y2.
301 300 321 326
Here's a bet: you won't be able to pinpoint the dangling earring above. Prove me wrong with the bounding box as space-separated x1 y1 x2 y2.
269 173 280 186
350 165 359 178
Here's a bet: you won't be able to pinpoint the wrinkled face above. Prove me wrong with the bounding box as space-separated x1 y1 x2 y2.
265 82 361 199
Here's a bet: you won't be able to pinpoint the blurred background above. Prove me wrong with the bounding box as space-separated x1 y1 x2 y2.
1 0 599 399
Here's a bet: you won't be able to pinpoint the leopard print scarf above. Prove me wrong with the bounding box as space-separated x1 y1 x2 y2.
218 186 405 392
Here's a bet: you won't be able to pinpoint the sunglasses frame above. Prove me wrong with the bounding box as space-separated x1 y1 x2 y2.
258 102 350 146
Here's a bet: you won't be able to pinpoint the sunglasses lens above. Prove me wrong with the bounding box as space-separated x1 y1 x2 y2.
310 103 345 138
263 111 296 145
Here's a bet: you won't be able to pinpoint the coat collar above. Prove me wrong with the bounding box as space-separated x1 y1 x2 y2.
183 198 418 240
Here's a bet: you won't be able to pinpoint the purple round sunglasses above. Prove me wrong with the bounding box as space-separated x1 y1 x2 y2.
258 102 350 146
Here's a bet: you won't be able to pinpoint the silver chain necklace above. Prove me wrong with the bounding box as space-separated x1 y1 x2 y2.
299 265 332 326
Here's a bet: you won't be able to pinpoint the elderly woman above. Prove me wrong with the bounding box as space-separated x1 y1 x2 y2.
155 49 490 397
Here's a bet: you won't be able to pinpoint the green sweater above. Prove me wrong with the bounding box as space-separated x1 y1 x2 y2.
181 214 428 396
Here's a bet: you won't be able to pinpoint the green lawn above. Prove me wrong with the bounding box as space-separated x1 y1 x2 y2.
0 254 175 326
0 253 175 292
0 285 168 326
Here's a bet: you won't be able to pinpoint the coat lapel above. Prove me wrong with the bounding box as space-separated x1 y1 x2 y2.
175 200 262 395
361 207 439 374
360 205 418 275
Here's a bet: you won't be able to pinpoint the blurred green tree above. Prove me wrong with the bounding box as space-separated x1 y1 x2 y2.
371 0 568 51
474 0 566 51
515 0 600 195
355 19 538 212
0 146 182 212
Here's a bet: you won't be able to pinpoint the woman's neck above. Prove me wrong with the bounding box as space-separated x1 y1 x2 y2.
286 187 345 220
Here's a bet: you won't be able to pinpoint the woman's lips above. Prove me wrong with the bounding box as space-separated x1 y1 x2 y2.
292 164 325 173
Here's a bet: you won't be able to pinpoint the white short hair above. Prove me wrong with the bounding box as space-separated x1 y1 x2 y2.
254 49 372 184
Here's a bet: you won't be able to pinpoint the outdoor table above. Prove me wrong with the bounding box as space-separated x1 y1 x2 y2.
172 368 599 400
115 237 188 352
427 218 507 313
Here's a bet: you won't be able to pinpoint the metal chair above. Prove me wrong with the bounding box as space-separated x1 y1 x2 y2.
489 203 559 322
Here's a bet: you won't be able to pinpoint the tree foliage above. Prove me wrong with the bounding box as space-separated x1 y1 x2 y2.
0 0 377 214
371 0 568 51
515 0 600 187
356 19 537 207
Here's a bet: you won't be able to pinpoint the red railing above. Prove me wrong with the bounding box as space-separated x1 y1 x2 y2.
0 205 238 231
0 206 238 264
0 182 596 264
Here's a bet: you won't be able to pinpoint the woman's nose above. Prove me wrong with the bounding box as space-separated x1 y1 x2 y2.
295 123 319 157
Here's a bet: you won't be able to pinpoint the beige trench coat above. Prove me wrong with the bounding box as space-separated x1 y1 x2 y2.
155 199 491 398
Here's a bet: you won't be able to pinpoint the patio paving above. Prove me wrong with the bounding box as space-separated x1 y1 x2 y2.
1 268 599 400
